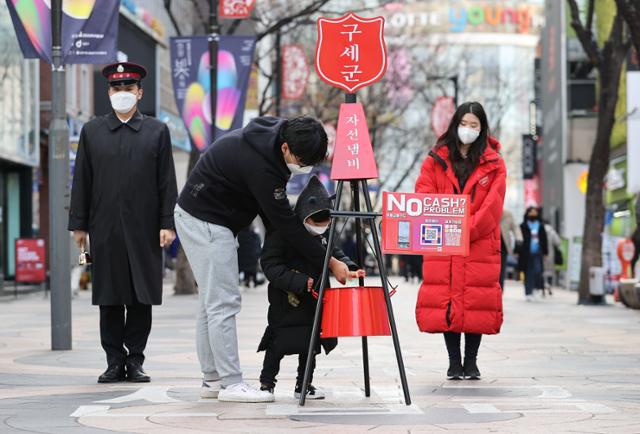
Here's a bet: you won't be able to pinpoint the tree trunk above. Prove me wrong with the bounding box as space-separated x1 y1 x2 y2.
173 147 201 295
577 52 626 304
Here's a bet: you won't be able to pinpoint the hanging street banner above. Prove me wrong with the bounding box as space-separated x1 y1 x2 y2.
316 13 388 93
219 0 256 19
522 134 538 180
170 35 256 151
6 0 119 64
330 103 378 180
282 44 309 100
382 192 470 256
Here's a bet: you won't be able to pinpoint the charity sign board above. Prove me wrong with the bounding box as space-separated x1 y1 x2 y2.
382 192 470 256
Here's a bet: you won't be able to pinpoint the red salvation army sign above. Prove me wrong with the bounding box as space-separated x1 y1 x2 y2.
316 13 388 93
15 238 46 283
382 192 470 256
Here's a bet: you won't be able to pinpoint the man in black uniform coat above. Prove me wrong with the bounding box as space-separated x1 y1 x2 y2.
68 62 178 383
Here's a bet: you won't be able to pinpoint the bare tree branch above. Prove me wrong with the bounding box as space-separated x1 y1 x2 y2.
256 0 331 41
567 0 602 67
616 0 640 55
163 0 182 36
586 0 595 32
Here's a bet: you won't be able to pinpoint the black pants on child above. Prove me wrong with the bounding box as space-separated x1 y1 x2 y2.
260 349 316 388
443 332 482 362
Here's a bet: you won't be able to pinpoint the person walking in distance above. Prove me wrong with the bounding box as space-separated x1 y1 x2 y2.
519 207 548 301
68 62 178 383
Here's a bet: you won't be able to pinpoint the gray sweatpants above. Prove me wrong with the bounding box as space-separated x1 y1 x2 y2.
174 205 242 386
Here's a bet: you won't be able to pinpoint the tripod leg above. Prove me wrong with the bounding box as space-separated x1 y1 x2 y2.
362 336 371 396
361 180 412 405
351 180 371 397
299 181 344 406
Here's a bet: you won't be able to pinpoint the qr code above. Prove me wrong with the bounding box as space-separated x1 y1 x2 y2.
420 224 442 246
445 232 461 246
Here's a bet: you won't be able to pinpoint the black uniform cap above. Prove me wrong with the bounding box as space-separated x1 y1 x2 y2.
102 62 147 86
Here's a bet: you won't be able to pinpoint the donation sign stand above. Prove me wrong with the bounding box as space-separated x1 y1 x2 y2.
299 13 411 406
15 239 47 298
381 192 471 257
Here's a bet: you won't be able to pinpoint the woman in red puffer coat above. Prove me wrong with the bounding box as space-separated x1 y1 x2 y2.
415 101 506 381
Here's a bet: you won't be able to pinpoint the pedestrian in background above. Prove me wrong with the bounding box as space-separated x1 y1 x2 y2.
518 207 548 301
415 101 506 380
237 226 263 288
543 220 562 292
68 62 178 384
500 208 521 289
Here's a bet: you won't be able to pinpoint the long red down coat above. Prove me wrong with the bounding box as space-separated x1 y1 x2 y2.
415 137 506 335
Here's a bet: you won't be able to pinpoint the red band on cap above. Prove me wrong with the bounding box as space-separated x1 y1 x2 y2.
108 72 141 81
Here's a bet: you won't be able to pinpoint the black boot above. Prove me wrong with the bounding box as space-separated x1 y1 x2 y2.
447 360 464 380
98 365 126 383
463 358 481 380
126 364 151 383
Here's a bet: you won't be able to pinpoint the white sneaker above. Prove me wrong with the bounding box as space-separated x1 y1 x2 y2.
217 381 275 403
526 295 534 302
294 384 325 400
200 380 221 399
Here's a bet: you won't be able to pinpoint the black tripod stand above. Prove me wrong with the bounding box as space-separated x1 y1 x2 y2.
298 175 411 406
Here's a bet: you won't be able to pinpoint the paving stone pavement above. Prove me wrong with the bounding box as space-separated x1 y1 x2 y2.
1 278 639 433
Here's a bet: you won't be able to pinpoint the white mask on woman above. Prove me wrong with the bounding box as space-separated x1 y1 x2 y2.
457 126 480 145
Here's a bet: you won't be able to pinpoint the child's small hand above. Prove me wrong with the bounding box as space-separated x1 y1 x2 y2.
307 277 314 292
347 269 366 280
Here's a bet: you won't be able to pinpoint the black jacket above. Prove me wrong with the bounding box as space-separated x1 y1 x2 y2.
177 116 326 266
258 230 357 355
518 219 549 272
68 111 178 305
258 176 358 355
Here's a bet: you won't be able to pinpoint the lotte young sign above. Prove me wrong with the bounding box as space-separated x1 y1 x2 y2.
316 13 388 93
382 192 470 256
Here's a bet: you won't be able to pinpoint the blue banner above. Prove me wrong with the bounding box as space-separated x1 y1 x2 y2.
170 35 256 151
6 0 119 64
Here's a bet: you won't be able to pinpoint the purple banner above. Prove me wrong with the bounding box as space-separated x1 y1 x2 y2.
6 0 119 64
170 36 256 151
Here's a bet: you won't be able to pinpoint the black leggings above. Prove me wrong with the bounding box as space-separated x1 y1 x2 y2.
443 332 482 362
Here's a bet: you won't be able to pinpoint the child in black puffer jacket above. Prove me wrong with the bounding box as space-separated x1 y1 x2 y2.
258 176 361 400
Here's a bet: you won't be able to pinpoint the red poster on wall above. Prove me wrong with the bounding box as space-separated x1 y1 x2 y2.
219 0 256 19
15 239 46 283
381 192 470 256
431 96 455 138
282 44 309 100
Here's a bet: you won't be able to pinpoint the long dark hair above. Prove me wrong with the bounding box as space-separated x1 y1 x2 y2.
435 101 490 184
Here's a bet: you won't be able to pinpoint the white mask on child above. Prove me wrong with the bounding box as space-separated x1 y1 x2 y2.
304 222 329 235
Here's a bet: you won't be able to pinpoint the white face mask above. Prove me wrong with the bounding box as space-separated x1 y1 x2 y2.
304 222 329 235
457 126 480 145
287 163 313 175
110 91 138 114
